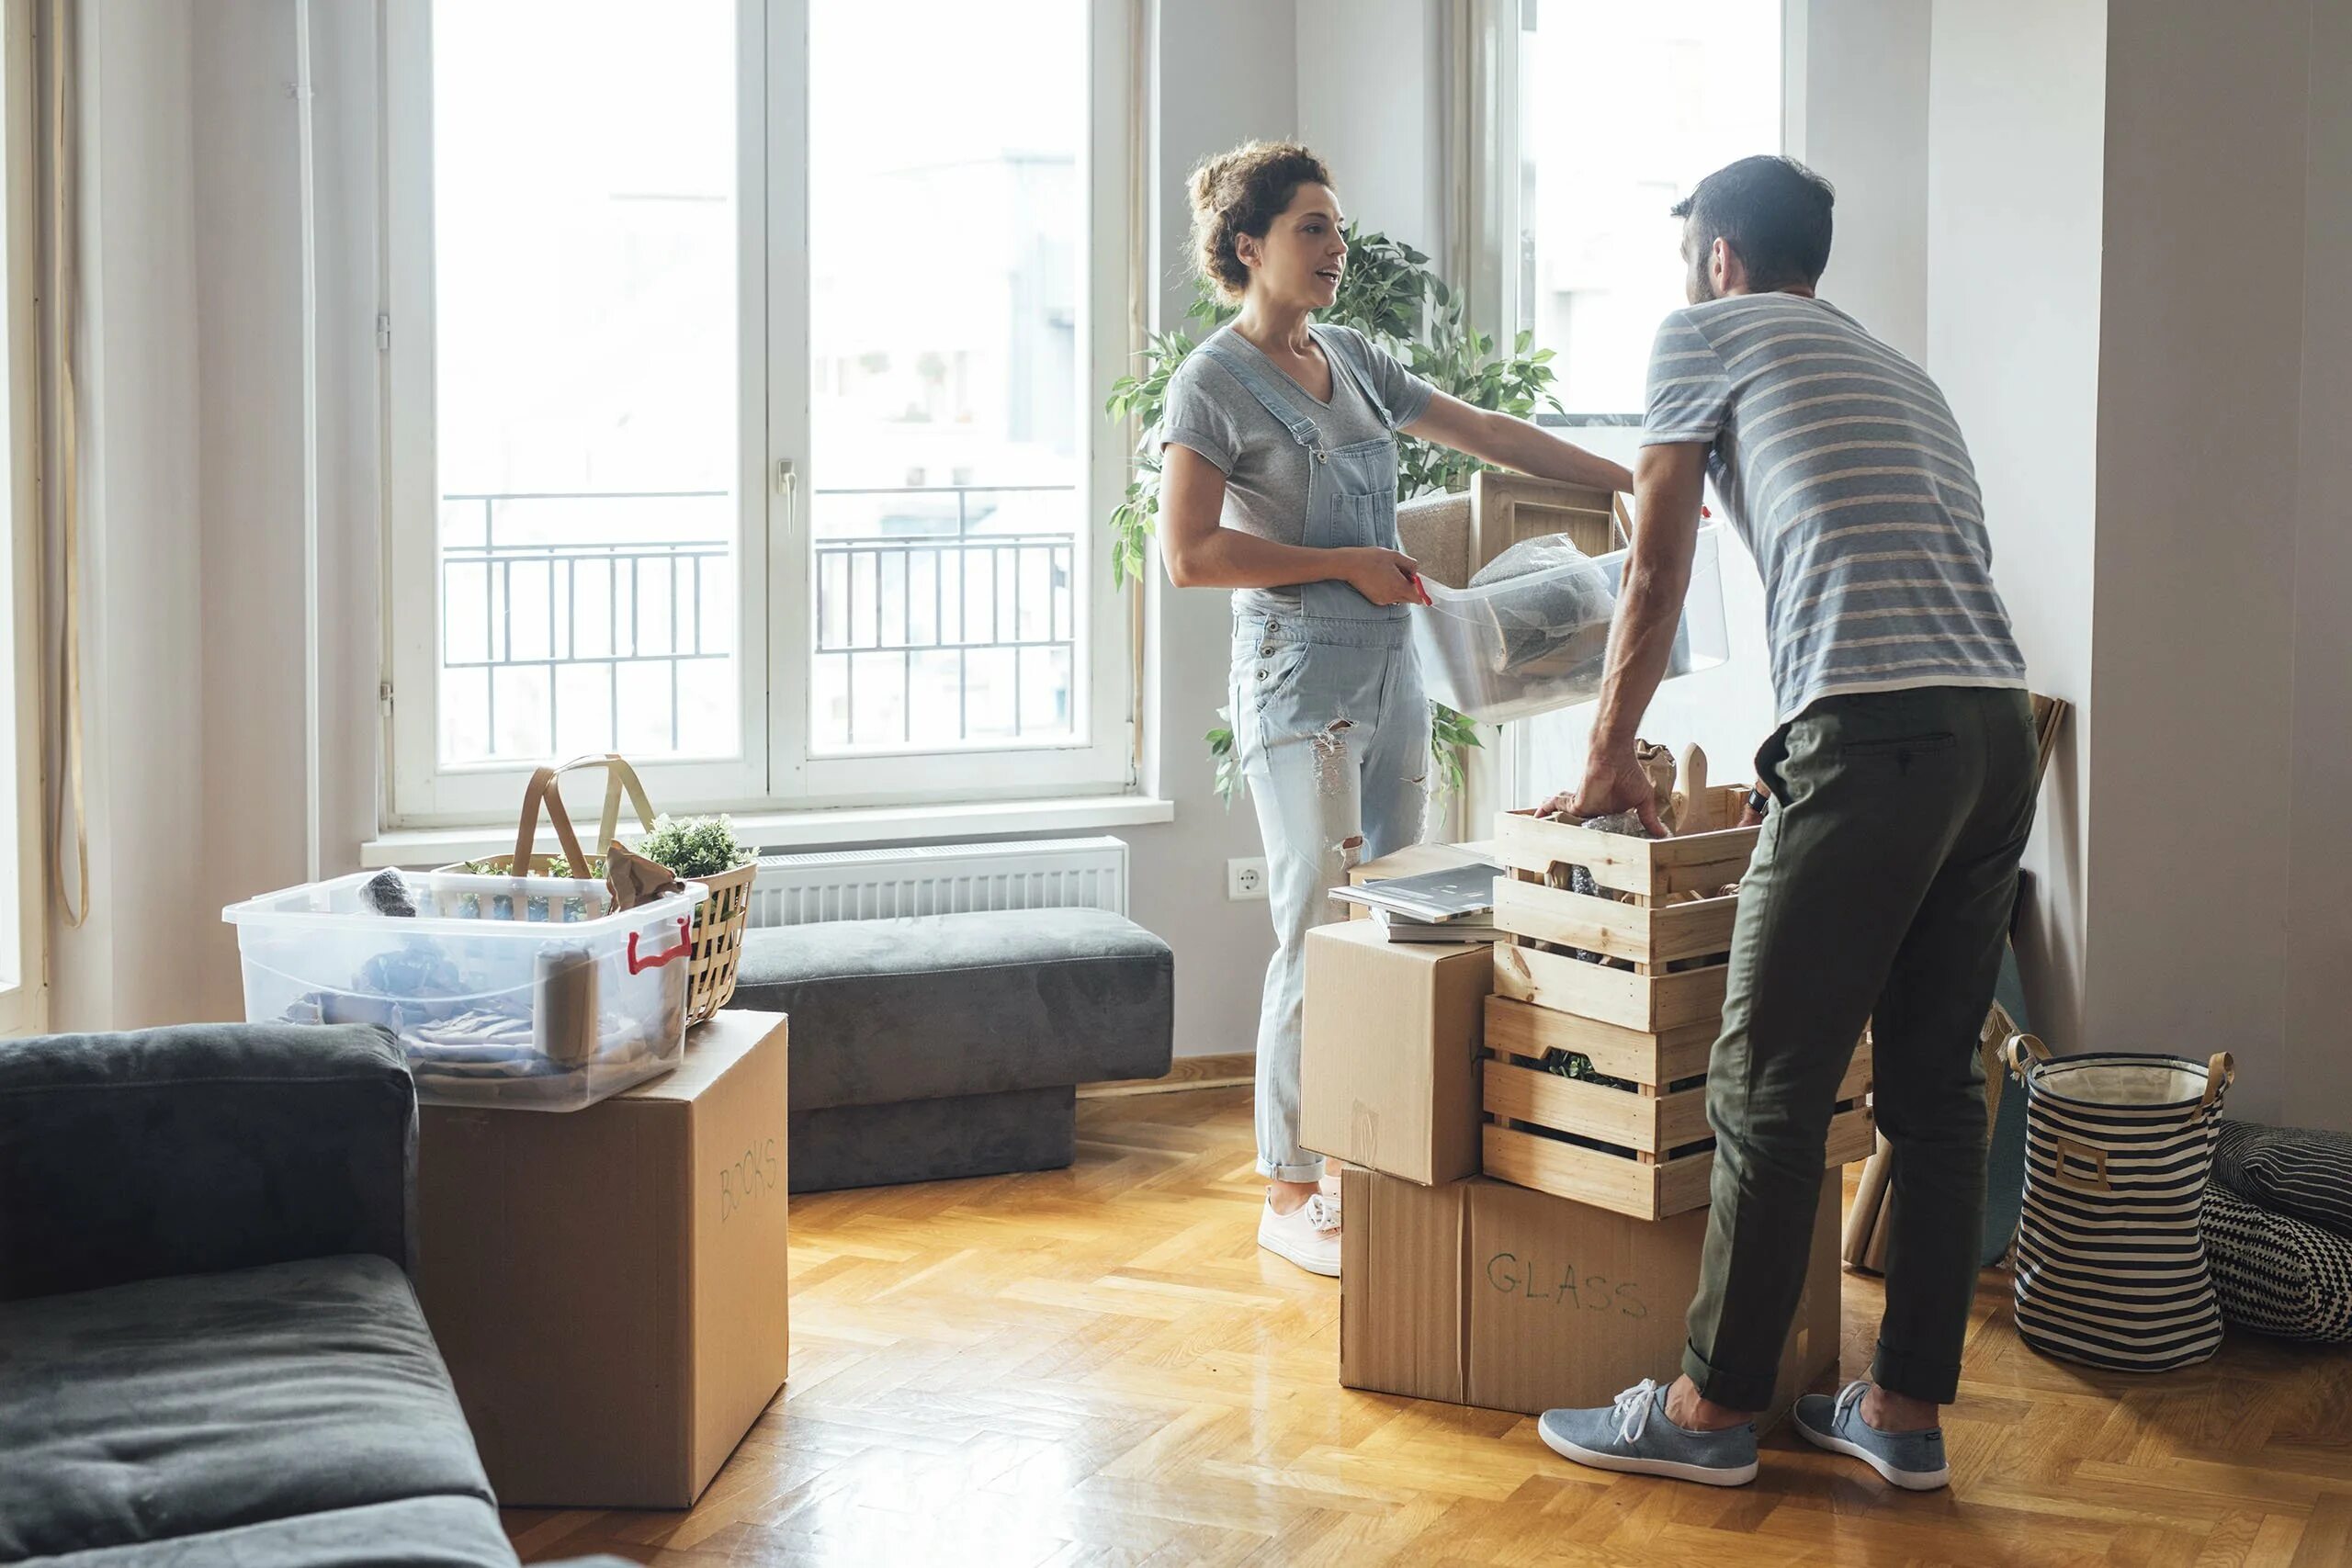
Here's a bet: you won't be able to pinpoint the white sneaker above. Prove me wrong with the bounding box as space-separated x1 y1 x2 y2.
1259 1191 1342 1276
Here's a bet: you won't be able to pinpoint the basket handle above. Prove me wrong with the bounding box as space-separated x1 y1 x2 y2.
512 767 593 875
2199 1050 2235 1110
572 753 660 849
2051 1136 2111 1193
548 753 661 851
2003 1032 2051 1083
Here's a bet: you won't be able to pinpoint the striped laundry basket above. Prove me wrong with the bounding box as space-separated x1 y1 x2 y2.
2004 1034 2235 1371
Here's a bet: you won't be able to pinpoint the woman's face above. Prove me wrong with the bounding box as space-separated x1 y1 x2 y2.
1238 182 1348 310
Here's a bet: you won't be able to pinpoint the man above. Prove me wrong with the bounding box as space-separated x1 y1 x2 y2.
1537 156 2035 1492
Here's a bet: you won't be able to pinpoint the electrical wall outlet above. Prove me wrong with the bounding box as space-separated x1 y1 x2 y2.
1227 857 1269 901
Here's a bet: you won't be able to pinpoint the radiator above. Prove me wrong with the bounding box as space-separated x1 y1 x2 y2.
746 835 1129 926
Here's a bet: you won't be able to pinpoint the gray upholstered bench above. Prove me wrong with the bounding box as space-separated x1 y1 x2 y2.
728 908 1174 1192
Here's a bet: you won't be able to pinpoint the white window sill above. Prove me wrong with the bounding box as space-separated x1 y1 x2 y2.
360 794 1179 869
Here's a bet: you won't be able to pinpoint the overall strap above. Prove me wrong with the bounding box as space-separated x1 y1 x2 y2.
1194 330 1325 451
1313 324 1397 430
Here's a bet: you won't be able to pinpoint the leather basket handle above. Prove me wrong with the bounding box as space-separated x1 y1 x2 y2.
511 767 591 874
2004 1032 2051 1083
2200 1051 2235 1111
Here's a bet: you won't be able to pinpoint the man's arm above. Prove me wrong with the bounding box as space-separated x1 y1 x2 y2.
1567 440 1708 829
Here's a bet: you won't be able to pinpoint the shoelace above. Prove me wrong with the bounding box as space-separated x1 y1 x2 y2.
1611 1378 1662 1443
1304 1192 1340 1234
1833 1380 1871 1430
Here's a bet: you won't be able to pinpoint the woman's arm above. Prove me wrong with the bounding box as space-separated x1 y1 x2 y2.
1159 443 1427 604
1403 391 1634 493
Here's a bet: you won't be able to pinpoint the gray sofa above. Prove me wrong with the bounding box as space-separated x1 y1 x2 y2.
729 908 1174 1192
0 1023 614 1567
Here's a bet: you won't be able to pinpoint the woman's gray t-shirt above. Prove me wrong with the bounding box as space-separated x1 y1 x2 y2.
1159 323 1436 616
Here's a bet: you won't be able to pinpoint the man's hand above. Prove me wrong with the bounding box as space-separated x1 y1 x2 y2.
1556 739 1669 838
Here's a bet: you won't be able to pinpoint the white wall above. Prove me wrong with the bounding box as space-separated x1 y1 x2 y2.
190 3 304 1018
2088 0 2329 1124
1295 0 1442 255
49 3 207 1030
2284 0 2352 1125
1792 0 1930 360
1925 0 2107 1053
1127 0 1301 1059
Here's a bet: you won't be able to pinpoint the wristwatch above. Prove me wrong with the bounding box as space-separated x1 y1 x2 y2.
1747 786 1771 817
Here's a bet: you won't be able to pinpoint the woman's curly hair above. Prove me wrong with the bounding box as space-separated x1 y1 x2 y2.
1186 141 1335 304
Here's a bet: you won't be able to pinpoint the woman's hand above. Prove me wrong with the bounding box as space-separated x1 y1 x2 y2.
1341 547 1431 606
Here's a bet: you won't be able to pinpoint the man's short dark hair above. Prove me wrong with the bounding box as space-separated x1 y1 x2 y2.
1671 156 1836 289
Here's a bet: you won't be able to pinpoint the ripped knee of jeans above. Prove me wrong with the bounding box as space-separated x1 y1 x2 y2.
1335 834 1364 874
1309 716 1355 795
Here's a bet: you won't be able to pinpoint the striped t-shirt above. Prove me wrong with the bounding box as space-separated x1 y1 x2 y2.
1642 293 2026 721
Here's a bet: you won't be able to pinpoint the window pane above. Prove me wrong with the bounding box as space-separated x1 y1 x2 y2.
1518 0 1781 413
807 0 1087 757
431 3 741 766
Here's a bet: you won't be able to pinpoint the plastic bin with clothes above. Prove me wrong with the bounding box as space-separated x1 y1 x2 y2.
1410 525 1729 724
222 870 707 1111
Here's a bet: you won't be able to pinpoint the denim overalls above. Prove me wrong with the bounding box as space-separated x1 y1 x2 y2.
1197 326 1429 1183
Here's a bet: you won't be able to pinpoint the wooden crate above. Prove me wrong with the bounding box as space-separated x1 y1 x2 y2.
1491 790 1759 901
1482 1032 1876 1222
1487 792 1756 1032
1480 798 1871 1219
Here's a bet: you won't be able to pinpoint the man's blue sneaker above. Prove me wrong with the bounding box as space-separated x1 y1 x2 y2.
1537 1378 1760 1487
1792 1381 1951 1490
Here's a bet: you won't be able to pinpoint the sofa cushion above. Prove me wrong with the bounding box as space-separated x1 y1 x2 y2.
19 1496 516 1568
0 1256 494 1562
0 1022 414 1302
729 908 1173 1110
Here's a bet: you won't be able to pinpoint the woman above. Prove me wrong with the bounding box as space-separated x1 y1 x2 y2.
1159 141 1633 1275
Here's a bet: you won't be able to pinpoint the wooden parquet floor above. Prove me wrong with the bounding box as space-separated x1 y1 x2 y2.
506 1087 2352 1567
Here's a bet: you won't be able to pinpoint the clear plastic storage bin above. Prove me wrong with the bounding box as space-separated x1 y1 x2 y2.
223 871 709 1111
1411 526 1729 724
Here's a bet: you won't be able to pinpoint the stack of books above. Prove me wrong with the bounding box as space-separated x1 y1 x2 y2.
1329 859 1503 944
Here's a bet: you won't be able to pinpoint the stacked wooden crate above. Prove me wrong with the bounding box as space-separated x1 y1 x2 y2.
1482 785 1876 1221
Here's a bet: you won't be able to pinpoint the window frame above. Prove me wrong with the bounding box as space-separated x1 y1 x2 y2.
382 0 1136 830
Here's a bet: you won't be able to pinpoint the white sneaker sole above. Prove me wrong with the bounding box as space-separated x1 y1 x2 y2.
1792 1411 1950 1491
1257 1227 1340 1278
1538 1422 1758 1487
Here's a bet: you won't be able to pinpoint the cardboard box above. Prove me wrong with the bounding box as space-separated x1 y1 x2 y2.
416 1010 790 1508
1300 921 1491 1185
1341 1168 1841 1424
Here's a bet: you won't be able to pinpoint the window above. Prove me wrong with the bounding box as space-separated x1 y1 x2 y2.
1500 0 1782 803
386 1 1135 826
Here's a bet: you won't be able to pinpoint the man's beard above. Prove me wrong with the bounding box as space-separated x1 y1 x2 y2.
1687 254 1718 304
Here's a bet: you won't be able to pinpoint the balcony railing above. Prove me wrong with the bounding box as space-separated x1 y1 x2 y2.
439 484 1078 762
810 483 1076 749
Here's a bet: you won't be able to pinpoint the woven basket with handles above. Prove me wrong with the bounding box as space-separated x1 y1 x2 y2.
441 754 755 1026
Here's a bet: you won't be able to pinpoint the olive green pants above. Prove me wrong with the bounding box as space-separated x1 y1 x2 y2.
1683 685 2038 1410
